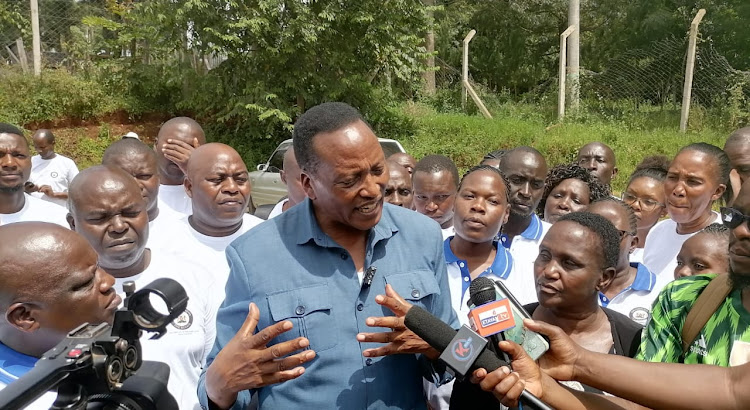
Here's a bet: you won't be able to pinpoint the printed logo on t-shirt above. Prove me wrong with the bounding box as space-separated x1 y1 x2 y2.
690 334 708 357
50 172 58 178
629 307 650 325
171 309 193 330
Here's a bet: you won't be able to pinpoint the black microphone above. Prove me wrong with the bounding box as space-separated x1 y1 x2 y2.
468 277 507 361
405 305 553 410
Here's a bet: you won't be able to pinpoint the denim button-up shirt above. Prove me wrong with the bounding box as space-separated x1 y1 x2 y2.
197 199 458 409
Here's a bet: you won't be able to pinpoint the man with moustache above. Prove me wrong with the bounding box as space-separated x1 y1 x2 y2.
413 154 460 239
161 143 262 303
498 146 550 305
67 165 217 410
28 129 79 207
267 147 306 218
384 158 414 209
198 102 457 410
0 123 68 227
154 117 207 215
102 138 180 249
577 142 618 186
0 222 121 408
636 178 750 366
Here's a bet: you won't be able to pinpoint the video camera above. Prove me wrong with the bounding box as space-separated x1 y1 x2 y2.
0 278 188 410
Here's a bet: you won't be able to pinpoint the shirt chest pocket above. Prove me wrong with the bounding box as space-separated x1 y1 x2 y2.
384 269 441 311
267 283 337 352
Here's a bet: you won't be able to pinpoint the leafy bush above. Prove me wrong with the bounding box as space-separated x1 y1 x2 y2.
0 68 124 125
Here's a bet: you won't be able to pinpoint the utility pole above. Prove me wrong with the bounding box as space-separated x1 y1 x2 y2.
567 0 580 112
30 0 41 76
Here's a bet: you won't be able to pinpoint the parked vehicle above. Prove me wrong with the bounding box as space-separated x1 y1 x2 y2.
249 138 406 206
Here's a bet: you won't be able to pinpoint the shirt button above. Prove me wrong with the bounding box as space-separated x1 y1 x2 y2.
459 262 465 268
357 303 364 311
366 358 373 366
411 289 420 298
295 306 305 315
463 277 469 282
340 253 348 260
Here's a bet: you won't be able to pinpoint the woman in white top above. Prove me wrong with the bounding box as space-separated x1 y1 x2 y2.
642 143 729 288
620 156 669 264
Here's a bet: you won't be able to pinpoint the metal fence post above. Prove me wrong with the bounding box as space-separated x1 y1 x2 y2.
558 25 576 121
679 9 706 133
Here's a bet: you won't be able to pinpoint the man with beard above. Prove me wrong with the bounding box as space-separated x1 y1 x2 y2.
198 102 456 410
67 165 217 410
636 177 750 366
154 117 206 215
498 147 549 305
0 123 67 227
102 138 180 249
0 222 120 408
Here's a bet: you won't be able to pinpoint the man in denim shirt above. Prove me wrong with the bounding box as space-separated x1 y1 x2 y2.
198 102 458 409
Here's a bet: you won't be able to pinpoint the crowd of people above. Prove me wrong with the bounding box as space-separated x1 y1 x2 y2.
0 103 749 410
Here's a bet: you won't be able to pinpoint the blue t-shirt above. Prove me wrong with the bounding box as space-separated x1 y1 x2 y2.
0 342 36 385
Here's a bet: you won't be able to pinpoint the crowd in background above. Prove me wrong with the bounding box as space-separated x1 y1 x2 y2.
0 104 749 410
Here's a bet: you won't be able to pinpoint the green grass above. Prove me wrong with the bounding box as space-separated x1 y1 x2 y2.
400 103 730 193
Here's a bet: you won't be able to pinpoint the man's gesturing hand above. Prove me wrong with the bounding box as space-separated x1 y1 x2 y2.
357 284 440 360
470 340 544 408
205 303 316 409
523 318 582 381
162 137 199 175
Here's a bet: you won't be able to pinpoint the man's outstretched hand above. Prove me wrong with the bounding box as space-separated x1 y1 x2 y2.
205 303 316 409
470 339 544 408
357 284 440 360
523 318 583 381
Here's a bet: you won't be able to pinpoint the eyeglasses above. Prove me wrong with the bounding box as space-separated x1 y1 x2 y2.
621 193 665 212
720 207 750 230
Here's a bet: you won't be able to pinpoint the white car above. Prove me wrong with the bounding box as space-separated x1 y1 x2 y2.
249 138 407 207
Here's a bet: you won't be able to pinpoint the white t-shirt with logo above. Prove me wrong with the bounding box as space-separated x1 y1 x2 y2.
29 154 79 208
642 212 721 292
0 194 69 228
113 250 218 410
160 214 263 302
158 184 192 216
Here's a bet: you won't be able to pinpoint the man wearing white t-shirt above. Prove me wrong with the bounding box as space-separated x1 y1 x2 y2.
164 143 262 301
154 117 206 215
27 129 79 208
268 147 306 219
0 124 68 227
102 138 182 249
0 223 121 409
413 155 459 241
67 165 216 410
498 147 551 305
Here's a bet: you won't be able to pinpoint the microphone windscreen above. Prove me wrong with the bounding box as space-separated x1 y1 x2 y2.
404 305 456 351
469 277 497 306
